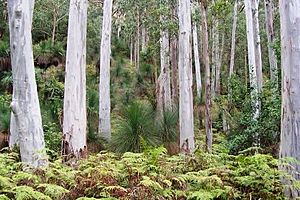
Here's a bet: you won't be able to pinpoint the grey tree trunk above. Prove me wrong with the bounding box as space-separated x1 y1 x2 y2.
244 0 260 127
215 33 224 96
264 0 278 89
178 0 195 153
279 0 300 198
158 23 171 114
229 0 238 78
99 0 113 140
252 0 263 93
170 36 178 108
193 23 202 99
8 0 47 168
211 20 219 98
201 2 212 153
63 0 88 160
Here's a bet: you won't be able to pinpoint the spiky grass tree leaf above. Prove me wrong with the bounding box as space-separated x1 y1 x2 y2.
110 101 160 153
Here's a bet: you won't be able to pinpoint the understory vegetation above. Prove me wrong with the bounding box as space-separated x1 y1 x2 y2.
0 142 292 200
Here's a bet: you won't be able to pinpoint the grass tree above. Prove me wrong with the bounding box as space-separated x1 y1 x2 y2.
8 0 47 167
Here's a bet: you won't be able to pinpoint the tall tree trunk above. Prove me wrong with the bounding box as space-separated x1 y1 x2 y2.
215 33 224 96
63 0 88 160
8 0 47 168
99 0 113 140
229 0 238 78
136 12 140 71
279 1 300 198
130 36 133 65
201 2 212 153
264 0 278 89
141 26 147 52
244 0 260 137
178 0 195 153
170 35 178 108
252 0 263 93
193 23 202 99
51 10 57 45
211 20 219 98
157 25 171 114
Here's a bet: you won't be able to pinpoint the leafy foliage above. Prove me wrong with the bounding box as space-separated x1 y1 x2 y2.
0 145 291 200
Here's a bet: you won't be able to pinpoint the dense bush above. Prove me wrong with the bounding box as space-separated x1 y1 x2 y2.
224 76 281 155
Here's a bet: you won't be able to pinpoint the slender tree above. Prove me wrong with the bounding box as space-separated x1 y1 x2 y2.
229 0 238 78
252 0 263 93
201 1 212 153
8 0 47 167
63 0 88 160
193 23 202 99
279 0 300 198
244 0 260 145
264 0 278 89
99 0 113 140
178 0 195 153
157 3 172 115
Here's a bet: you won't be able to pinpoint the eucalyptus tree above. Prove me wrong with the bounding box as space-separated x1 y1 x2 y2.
200 0 212 153
279 0 300 198
252 0 263 93
63 0 88 159
178 0 195 153
264 0 278 89
192 2 202 99
8 0 47 167
244 0 260 145
157 0 172 114
229 0 238 78
99 0 113 140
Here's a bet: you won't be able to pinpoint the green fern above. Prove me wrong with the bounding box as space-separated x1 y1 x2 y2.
0 176 15 190
12 186 51 200
0 195 10 200
37 184 69 200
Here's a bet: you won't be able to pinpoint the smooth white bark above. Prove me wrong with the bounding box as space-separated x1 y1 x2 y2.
8 0 47 167
193 23 202 99
99 0 113 140
215 33 224 95
229 0 238 78
279 0 300 198
252 0 263 93
244 0 260 120
63 0 88 159
178 0 195 153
